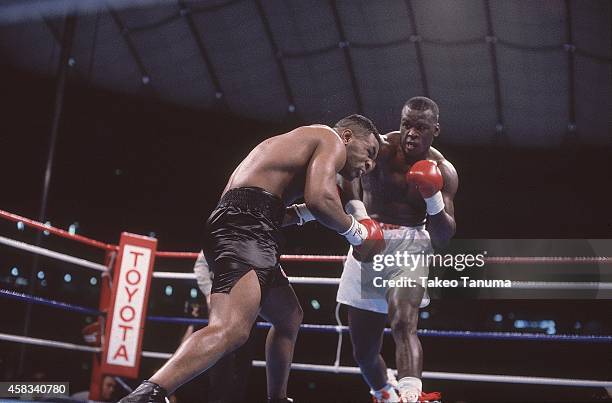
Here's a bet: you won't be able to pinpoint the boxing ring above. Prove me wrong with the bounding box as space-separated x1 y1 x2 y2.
1 208 612 400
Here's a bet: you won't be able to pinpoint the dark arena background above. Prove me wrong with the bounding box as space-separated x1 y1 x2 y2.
0 1 611 402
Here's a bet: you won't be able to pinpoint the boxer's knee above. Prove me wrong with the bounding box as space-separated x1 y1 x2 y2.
390 312 418 340
190 324 226 352
293 304 304 326
218 323 251 351
275 304 303 338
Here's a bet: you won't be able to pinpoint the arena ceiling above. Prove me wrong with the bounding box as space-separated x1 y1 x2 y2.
0 0 610 146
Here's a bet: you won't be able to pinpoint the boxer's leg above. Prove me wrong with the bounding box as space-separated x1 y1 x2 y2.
149 269 262 394
387 284 424 401
259 284 303 400
347 305 388 391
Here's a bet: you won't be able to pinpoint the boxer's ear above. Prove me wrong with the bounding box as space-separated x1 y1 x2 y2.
340 128 353 144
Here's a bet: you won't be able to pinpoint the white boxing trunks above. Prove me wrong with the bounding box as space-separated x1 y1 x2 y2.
336 223 433 314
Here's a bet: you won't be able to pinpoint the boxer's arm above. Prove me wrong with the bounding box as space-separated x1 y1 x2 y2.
337 175 362 204
282 175 359 227
337 176 373 222
427 160 458 250
304 135 353 233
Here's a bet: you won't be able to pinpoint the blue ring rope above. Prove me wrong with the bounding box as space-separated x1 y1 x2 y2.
3 289 611 343
148 316 612 343
0 288 101 316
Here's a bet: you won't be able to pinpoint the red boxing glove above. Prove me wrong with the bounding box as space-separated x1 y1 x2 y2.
353 218 386 262
359 218 384 240
406 160 445 215
405 159 443 198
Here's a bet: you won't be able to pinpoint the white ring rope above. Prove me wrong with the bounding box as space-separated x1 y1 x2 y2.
0 235 108 272
154 271 612 290
151 273 342 284
252 361 612 388
288 277 340 285
333 302 343 368
0 332 100 353
141 351 172 359
2 332 610 388
153 272 196 279
3 232 611 389
2 236 608 290
510 281 612 290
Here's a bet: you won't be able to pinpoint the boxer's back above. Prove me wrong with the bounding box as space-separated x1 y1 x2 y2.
223 125 341 204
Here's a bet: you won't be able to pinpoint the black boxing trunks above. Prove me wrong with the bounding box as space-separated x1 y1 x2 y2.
203 187 289 296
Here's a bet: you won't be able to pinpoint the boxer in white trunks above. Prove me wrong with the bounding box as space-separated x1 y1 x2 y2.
337 97 458 403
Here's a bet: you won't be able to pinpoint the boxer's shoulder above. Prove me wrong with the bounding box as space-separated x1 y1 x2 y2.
294 125 344 146
427 145 444 160
307 123 335 132
377 131 398 160
303 124 339 139
427 147 454 171
427 147 458 193
281 125 344 157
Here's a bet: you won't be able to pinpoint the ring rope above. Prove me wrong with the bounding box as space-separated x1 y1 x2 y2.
251 361 612 388
1 230 609 292
146 315 612 343
3 290 611 343
0 332 100 353
7 223 608 290
151 271 612 290
153 271 196 279
155 253 612 264
3 211 611 389
1 332 610 388
0 289 102 316
1 213 611 265
510 281 612 290
286 278 612 290
153 272 612 290
333 302 343 368
0 209 116 251
141 350 173 359
155 251 199 259
0 235 108 271
3 227 610 290
486 256 612 264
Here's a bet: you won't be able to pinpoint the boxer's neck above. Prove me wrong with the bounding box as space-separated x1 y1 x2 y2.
331 127 344 143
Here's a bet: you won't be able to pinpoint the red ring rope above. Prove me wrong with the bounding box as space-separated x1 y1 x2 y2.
0 209 117 251
2 209 611 264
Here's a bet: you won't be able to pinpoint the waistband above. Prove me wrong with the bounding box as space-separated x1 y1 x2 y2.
218 187 285 226
380 222 426 231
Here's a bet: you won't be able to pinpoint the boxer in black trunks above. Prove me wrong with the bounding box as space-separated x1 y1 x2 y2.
120 115 384 403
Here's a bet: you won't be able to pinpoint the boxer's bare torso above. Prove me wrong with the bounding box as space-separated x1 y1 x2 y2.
223 125 346 205
360 132 455 227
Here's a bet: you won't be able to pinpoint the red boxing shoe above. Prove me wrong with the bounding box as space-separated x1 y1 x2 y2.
419 391 442 402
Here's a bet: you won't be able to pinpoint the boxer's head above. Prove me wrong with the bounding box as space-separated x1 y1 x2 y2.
334 114 381 180
400 97 440 158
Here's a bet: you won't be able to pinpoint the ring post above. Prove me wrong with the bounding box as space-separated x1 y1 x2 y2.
98 233 157 387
